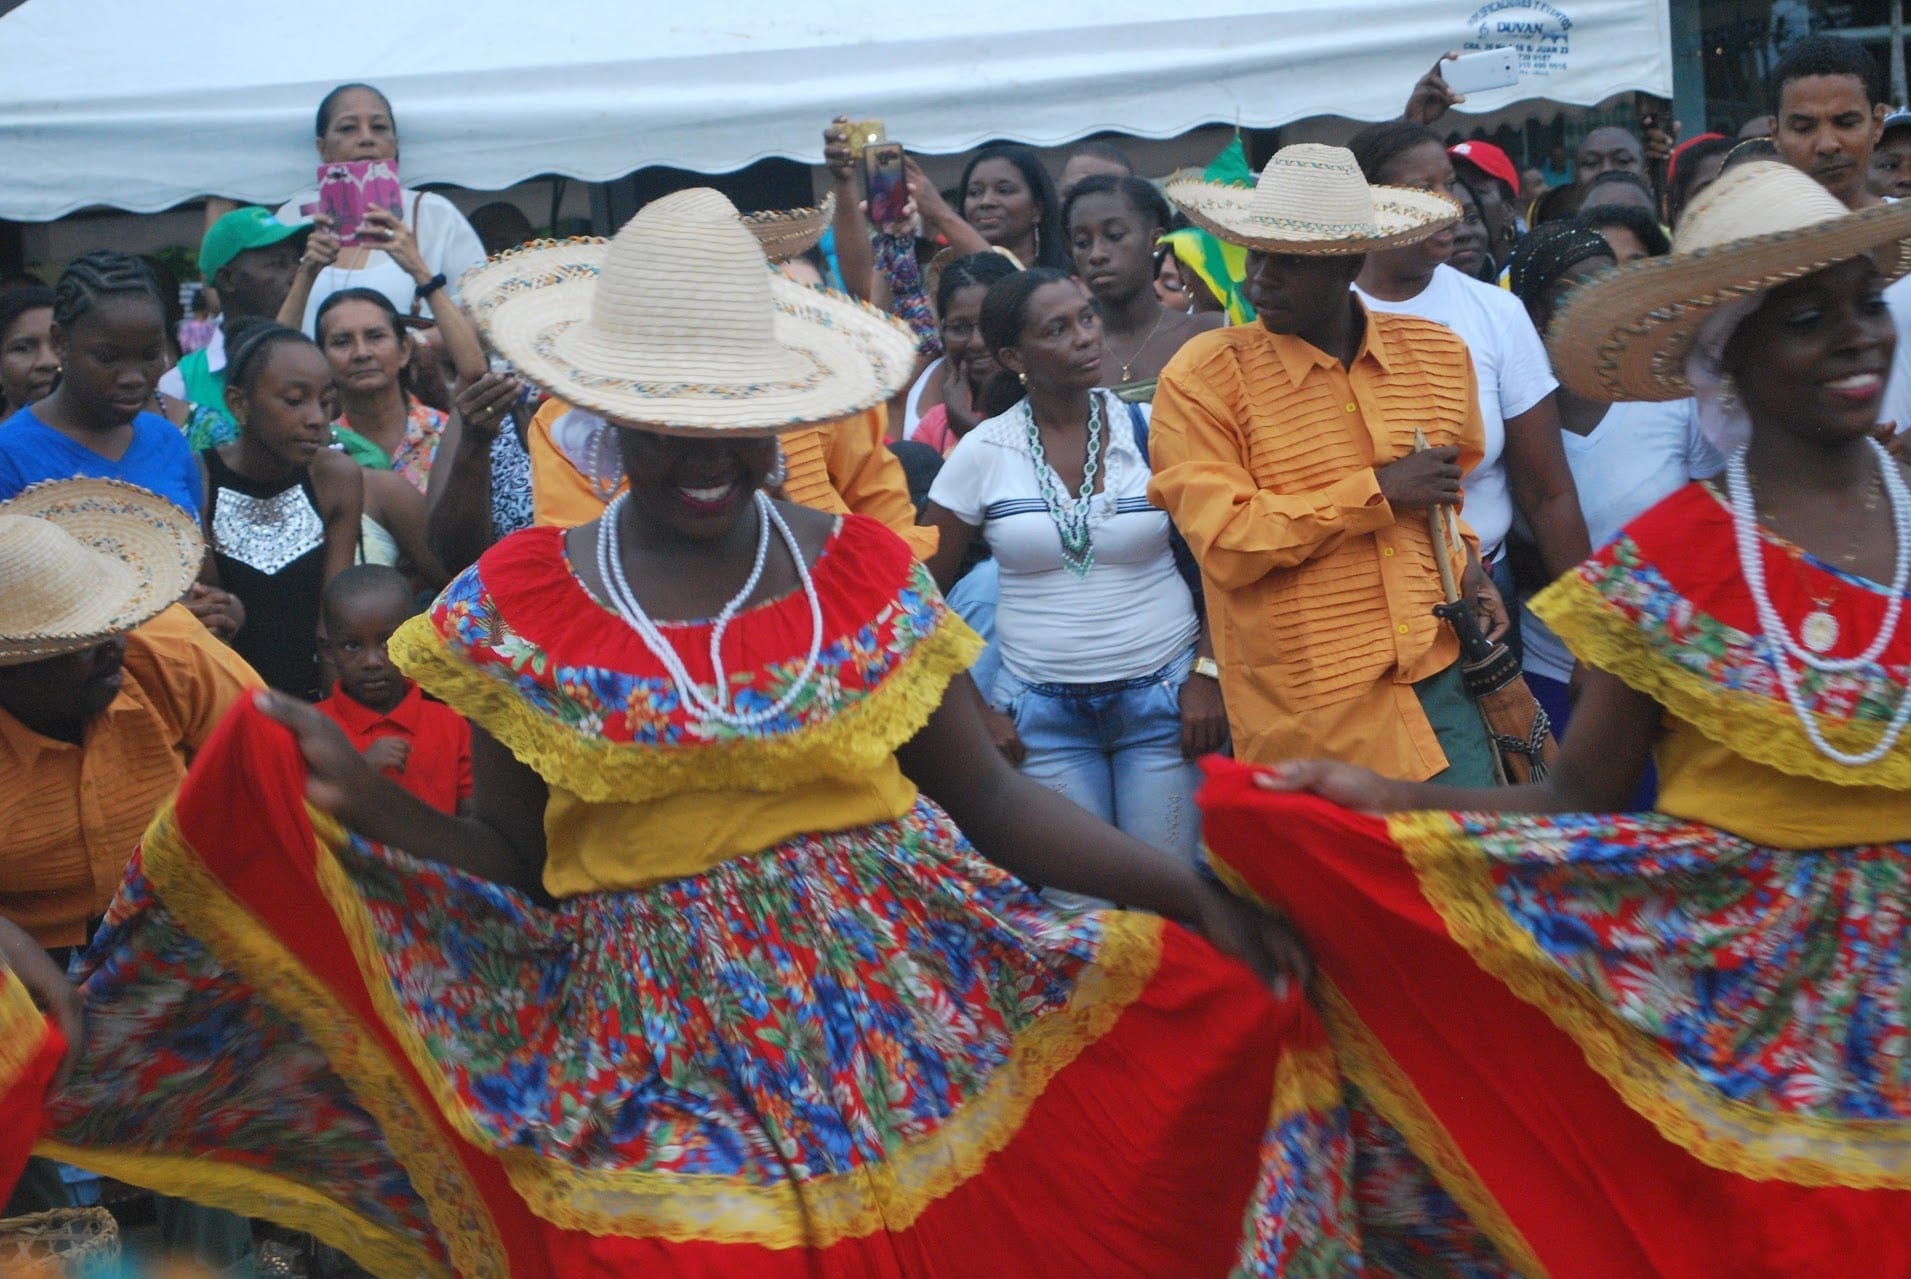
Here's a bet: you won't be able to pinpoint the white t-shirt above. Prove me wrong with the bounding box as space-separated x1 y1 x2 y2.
928 390 1198 685
274 189 486 336
1879 274 1911 436
158 323 225 401
1356 265 1558 559
1520 398 1724 682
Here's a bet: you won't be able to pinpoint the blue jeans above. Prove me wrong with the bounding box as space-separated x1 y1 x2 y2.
946 559 1001 701
992 646 1203 909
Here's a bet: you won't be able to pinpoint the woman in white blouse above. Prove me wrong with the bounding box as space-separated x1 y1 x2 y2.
923 269 1224 896
276 83 486 335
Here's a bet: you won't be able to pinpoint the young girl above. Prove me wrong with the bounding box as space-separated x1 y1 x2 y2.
318 287 446 493
203 325 361 697
0 252 199 517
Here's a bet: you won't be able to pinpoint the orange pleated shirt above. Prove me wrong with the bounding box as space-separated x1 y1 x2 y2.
1148 307 1484 779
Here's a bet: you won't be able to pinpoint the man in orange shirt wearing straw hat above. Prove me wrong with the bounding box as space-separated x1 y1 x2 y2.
0 478 261 1269
1148 145 1507 783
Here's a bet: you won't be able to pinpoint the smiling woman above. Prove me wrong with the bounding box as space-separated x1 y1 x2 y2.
1210 159 1911 1278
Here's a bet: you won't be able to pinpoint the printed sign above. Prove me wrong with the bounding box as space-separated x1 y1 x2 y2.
1463 0 1572 77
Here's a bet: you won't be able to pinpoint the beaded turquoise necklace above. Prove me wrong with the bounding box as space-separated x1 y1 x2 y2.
1023 393 1104 577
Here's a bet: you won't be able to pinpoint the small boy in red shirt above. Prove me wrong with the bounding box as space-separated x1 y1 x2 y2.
314 565 472 815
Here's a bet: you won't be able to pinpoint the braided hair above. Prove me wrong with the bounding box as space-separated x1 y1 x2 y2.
225 321 317 398
52 251 164 331
1507 223 1616 333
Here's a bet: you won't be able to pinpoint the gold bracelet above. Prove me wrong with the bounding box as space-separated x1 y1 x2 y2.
1193 656 1221 681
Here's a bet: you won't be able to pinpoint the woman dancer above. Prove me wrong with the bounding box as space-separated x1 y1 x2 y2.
45 189 1359 1278
1208 160 1911 1276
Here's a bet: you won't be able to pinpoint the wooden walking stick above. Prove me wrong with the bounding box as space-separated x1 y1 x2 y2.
1414 430 1557 784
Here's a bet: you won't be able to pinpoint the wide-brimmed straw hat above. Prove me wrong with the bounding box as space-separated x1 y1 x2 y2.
1549 161 1911 402
459 188 917 434
1164 143 1460 256
0 478 203 666
744 192 835 263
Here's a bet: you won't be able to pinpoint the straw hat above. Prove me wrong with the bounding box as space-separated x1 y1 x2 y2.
459 188 918 435
1164 143 1460 256
744 192 835 263
0 478 203 666
1549 161 1911 402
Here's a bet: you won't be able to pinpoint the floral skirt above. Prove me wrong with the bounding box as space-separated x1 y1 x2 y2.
1198 758 1911 1279
33 699 1497 1278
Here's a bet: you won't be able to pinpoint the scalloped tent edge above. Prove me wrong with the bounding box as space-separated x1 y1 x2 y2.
0 0 1671 222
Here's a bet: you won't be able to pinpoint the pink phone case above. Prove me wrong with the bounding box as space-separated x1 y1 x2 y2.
317 160 403 247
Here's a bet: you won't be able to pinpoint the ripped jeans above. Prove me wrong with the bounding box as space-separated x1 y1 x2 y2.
992 645 1203 909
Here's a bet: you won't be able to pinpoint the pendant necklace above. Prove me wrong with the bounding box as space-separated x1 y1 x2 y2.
1108 307 1168 383
1727 439 1911 766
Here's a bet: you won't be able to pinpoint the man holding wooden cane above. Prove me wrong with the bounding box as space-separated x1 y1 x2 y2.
1148 144 1510 783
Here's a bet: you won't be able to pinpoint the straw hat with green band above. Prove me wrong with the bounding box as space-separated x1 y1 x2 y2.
459 188 917 436
0 478 203 666
1165 143 1459 256
1547 161 1911 403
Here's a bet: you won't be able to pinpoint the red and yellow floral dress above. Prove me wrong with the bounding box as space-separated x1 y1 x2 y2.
40 513 1390 1277
1201 482 1911 1278
0 963 63 1199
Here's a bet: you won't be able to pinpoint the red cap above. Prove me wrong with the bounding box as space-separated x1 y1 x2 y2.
1448 140 1520 198
1666 132 1727 187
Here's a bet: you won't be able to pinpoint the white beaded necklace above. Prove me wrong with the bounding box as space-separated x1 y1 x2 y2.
595 489 824 730
1726 438 1911 766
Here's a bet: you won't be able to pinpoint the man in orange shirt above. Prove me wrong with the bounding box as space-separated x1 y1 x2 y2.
0 478 259 1264
1150 146 1505 783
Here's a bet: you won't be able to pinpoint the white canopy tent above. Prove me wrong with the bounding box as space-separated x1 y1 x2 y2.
0 0 1670 221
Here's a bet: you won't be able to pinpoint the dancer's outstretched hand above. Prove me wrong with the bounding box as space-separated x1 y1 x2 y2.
0 916 83 1089
255 690 378 820
1251 759 1403 813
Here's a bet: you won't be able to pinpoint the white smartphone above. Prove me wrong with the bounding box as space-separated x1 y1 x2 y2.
1443 47 1520 95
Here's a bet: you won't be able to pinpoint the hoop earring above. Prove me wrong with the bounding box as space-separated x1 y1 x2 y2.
586 418 623 501
766 442 788 489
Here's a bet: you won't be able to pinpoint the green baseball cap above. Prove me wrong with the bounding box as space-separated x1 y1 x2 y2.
198 206 308 279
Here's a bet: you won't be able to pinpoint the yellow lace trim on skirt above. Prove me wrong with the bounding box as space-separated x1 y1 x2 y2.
313 827 1163 1247
390 611 985 805
59 804 512 1279
1391 809 1911 1188
1530 571 1911 790
1204 851 1550 1277
1268 1039 1342 1121
1314 980 1551 1279
0 966 49 1098
34 1139 440 1279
